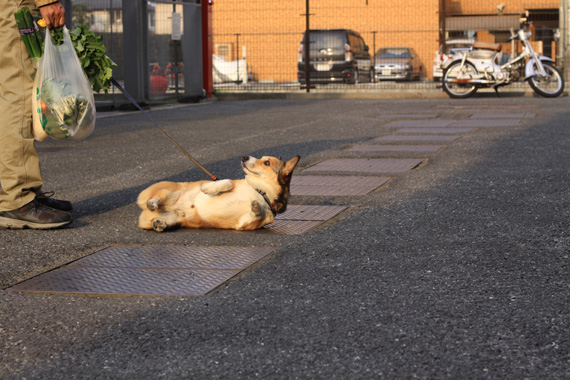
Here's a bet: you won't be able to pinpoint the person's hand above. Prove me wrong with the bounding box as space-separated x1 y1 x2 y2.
39 2 65 29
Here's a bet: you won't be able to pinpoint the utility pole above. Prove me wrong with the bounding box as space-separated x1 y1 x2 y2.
439 0 446 54
303 0 311 92
560 0 568 78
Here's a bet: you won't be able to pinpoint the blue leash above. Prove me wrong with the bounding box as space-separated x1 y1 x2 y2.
111 77 218 181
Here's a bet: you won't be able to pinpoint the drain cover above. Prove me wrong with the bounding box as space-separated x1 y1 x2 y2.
302 158 423 174
7 246 274 297
277 205 349 220
470 113 535 119
291 175 390 196
396 127 472 134
263 220 323 235
264 205 348 235
452 119 520 127
377 114 438 118
436 105 537 109
384 120 455 128
349 144 443 152
372 135 460 143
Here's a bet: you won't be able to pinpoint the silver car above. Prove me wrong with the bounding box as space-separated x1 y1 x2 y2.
374 47 422 81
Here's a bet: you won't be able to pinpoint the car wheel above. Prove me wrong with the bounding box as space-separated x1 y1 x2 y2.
350 70 359 85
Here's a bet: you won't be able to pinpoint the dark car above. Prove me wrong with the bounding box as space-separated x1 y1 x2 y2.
374 47 422 81
297 29 373 85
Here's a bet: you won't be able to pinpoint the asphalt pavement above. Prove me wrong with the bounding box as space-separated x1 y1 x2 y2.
1 92 569 379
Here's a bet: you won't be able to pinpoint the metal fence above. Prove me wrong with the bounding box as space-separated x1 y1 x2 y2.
211 0 564 92
66 0 566 101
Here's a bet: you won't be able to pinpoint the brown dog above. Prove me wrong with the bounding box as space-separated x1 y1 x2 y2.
137 155 300 231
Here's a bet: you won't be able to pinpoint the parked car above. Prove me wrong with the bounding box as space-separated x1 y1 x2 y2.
432 39 474 81
297 29 373 84
374 47 422 81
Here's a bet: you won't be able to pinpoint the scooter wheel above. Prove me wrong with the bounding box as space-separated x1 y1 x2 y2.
442 61 478 99
529 62 565 98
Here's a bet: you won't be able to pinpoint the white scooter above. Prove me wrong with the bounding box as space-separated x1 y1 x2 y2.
441 22 564 98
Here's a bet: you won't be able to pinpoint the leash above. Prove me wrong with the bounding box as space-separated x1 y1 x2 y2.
111 77 218 181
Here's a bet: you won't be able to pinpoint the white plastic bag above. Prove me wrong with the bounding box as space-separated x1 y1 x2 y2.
32 26 95 141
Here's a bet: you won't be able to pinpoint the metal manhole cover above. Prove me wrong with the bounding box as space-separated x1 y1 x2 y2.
277 205 348 221
396 127 472 134
470 113 535 119
263 205 348 235
7 267 239 297
302 158 423 174
68 246 273 270
376 114 439 118
436 105 537 109
384 120 455 128
348 144 443 152
6 246 274 297
291 175 390 196
452 119 520 127
372 135 460 143
263 220 323 235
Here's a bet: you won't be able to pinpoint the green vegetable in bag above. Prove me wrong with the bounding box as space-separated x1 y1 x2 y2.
33 26 96 141
50 25 116 94
15 8 116 94
39 78 90 139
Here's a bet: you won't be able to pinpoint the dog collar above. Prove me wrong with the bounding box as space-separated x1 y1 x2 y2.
256 189 277 216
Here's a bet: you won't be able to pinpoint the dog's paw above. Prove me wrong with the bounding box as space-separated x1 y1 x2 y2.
152 218 168 232
251 200 263 217
147 199 159 211
201 179 233 196
174 208 186 217
200 182 218 196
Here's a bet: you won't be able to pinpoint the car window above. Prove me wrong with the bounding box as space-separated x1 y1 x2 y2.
308 31 345 50
376 48 411 59
348 34 361 52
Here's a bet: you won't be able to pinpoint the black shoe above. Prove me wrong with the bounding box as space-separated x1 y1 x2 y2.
0 199 72 229
36 191 73 212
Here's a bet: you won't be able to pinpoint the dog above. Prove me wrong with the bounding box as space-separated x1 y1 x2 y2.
137 155 300 232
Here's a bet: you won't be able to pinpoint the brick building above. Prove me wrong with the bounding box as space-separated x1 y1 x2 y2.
211 0 560 82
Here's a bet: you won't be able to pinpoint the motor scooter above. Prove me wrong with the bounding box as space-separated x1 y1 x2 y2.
441 21 564 98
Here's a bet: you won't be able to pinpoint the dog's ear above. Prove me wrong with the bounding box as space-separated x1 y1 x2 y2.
283 156 300 176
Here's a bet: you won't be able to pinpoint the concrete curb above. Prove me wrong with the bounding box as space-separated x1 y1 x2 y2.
212 88 557 101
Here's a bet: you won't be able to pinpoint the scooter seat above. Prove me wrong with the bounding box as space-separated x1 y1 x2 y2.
473 42 503 51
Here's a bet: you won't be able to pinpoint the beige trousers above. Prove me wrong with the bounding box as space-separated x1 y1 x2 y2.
0 0 43 211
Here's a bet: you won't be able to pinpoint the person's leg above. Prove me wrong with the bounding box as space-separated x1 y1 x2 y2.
0 0 43 212
0 1 71 229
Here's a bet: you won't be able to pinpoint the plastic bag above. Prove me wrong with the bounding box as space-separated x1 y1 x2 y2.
32 26 95 141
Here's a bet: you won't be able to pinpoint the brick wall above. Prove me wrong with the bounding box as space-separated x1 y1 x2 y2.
211 0 559 82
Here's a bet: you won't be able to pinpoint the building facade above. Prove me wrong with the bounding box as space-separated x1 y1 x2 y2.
211 0 560 82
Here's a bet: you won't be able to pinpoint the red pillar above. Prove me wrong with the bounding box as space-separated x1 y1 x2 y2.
202 0 213 97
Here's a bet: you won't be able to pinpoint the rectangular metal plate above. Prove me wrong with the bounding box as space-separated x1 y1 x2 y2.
451 119 520 127
302 158 423 174
263 220 323 235
348 144 443 152
396 127 472 134
470 113 535 119
372 135 460 142
263 205 349 235
7 246 274 297
291 175 390 196
436 105 537 109
277 205 349 221
7 267 239 297
376 114 439 118
68 246 274 270
384 120 455 128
